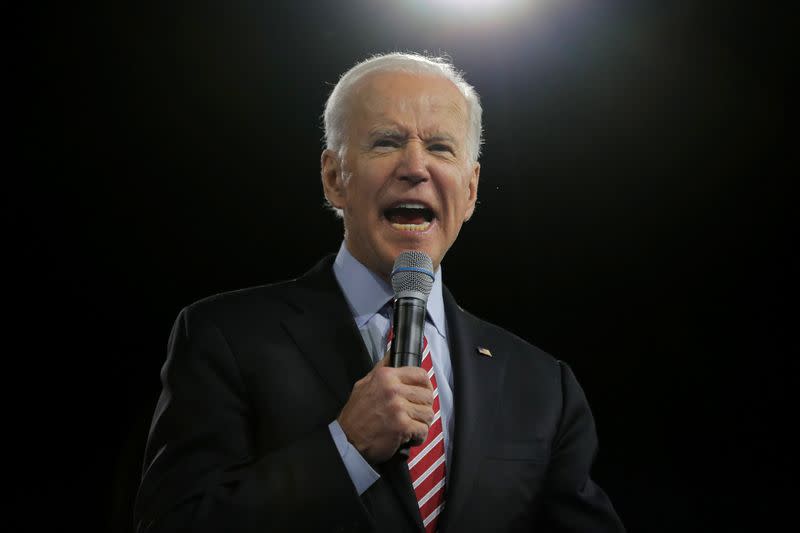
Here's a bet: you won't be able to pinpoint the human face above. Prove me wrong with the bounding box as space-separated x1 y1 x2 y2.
322 71 480 279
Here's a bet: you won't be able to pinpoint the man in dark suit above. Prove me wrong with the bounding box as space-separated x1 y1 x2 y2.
134 52 624 532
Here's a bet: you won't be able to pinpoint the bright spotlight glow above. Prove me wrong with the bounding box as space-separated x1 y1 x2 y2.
434 0 519 9
401 0 563 28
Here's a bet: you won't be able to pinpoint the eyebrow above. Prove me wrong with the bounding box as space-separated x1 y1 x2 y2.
368 128 407 141
368 129 457 144
426 134 456 144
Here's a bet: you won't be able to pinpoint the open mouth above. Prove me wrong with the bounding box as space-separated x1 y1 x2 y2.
383 203 434 231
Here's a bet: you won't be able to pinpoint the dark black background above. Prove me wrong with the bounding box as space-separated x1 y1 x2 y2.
9 1 793 531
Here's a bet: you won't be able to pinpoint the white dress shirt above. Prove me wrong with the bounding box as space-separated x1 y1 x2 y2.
328 242 455 495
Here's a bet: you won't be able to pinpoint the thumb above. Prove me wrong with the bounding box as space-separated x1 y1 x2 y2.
377 349 391 368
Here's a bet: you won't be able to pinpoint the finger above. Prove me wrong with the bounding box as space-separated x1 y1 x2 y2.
395 366 433 388
406 402 435 426
405 419 430 447
395 383 434 406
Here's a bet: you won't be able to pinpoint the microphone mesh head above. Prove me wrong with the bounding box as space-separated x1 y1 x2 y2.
391 251 434 300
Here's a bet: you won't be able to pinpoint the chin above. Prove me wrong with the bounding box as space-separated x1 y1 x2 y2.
390 245 443 271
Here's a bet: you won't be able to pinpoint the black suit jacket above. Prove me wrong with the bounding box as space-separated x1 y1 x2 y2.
134 256 624 532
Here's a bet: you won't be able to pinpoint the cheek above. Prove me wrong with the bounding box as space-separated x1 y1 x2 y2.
350 169 389 202
444 178 472 214
346 179 376 207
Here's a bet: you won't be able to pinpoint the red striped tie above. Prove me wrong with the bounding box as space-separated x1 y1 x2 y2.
386 329 446 532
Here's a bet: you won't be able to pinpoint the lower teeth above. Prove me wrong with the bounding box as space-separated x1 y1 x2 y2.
391 222 430 231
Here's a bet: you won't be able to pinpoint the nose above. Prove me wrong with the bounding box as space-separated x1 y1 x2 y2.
397 140 430 184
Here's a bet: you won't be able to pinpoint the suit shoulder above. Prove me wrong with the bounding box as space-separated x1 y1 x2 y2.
179 277 301 324
180 255 336 321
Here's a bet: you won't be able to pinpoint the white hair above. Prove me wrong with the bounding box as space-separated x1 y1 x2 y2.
323 52 484 164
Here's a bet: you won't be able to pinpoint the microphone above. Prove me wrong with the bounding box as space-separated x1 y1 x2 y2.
389 251 434 368
388 251 434 458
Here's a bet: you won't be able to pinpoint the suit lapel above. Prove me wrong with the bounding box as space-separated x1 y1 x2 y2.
439 287 508 532
281 256 424 530
281 257 374 405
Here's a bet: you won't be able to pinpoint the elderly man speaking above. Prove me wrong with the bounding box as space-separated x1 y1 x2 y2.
134 52 624 533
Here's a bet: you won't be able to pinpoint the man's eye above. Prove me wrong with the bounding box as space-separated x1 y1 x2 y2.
429 143 454 154
374 139 399 148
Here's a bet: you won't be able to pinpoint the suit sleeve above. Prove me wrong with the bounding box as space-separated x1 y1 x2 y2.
537 361 626 532
133 307 371 533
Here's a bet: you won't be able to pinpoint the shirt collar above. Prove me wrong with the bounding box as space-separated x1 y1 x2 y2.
332 242 447 339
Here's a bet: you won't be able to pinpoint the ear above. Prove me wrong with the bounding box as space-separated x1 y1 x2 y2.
463 162 480 221
321 149 346 209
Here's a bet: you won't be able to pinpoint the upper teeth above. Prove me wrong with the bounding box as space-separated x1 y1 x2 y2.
397 203 426 209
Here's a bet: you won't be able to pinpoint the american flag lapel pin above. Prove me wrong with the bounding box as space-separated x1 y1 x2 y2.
477 346 492 357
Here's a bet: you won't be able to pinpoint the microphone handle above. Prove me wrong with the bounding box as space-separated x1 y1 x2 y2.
389 297 426 458
389 297 426 368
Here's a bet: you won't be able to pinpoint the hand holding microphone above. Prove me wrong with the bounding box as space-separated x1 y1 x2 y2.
336 251 435 464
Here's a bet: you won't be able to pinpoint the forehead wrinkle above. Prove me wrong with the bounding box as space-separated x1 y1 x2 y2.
350 73 469 143
361 86 464 118
417 98 468 141
368 103 466 138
